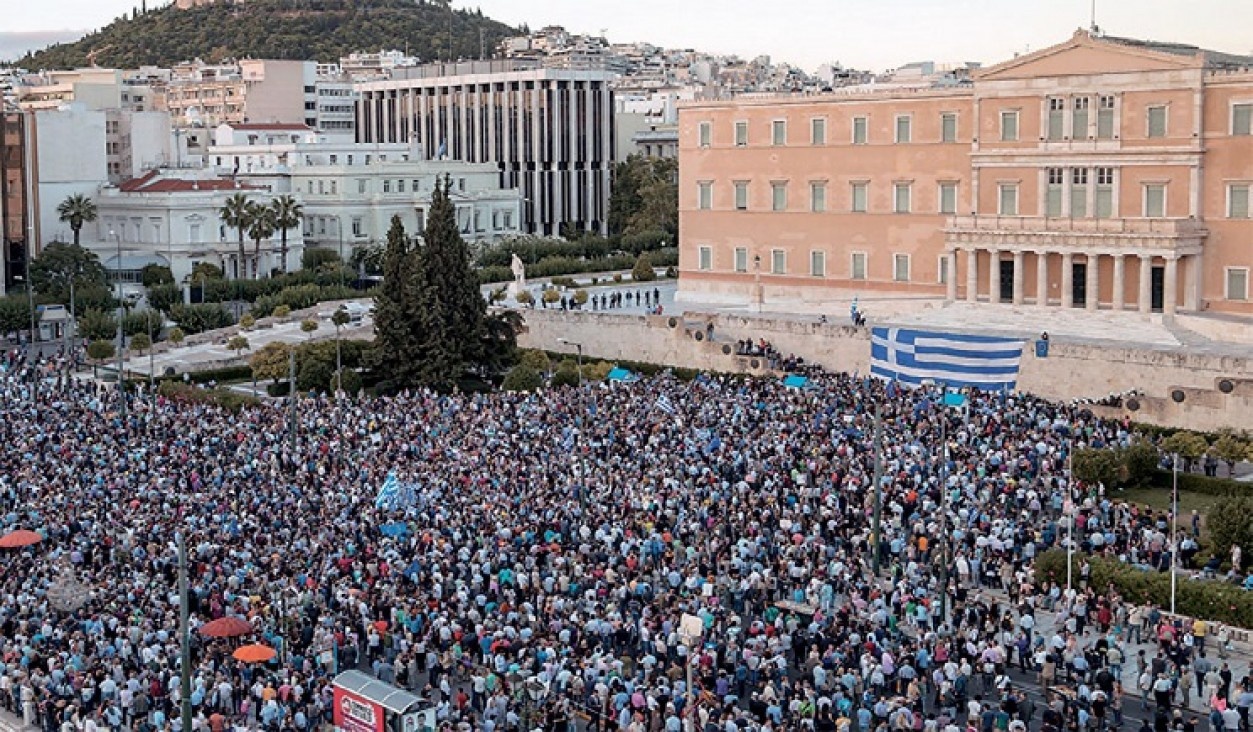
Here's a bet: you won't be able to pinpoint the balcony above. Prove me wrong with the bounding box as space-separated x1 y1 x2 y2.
944 215 1207 256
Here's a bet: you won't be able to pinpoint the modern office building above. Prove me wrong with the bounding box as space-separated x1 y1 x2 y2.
355 60 617 236
1 110 31 292
678 30 1253 317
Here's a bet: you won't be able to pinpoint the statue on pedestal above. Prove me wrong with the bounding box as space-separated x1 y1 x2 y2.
508 253 527 297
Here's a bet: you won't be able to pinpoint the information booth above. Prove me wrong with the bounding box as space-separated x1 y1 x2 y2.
332 671 435 732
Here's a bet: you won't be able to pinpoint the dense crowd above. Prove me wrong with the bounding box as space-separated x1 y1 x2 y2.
0 347 1247 732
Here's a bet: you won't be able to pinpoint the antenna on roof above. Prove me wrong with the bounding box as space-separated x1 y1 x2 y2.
1090 0 1101 35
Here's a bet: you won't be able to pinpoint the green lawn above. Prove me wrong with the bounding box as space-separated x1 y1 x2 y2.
1116 487 1221 524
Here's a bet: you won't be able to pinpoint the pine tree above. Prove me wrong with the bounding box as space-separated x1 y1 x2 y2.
369 215 421 390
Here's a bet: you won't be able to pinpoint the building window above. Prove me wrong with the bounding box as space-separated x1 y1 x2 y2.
938 255 949 285
1227 268 1250 301
1046 168 1064 217
1071 168 1089 217
893 183 912 214
998 183 1019 215
941 113 957 143
851 252 867 280
939 183 957 214
1229 184 1250 218
1098 95 1117 139
771 182 788 212
351 217 363 236
772 120 787 146
734 181 749 210
810 250 826 277
699 121 712 147
852 116 868 144
382 180 391 193
1047 97 1065 140
1147 106 1168 138
698 246 712 271
810 182 827 213
698 182 712 210
1234 104 1253 135
895 115 912 143
811 118 826 145
357 179 367 194
734 121 748 147
1073 96 1090 139
1095 167 1115 218
771 249 786 275
1144 184 1166 217
1001 111 1019 141
851 182 868 213
894 254 911 282
734 247 748 273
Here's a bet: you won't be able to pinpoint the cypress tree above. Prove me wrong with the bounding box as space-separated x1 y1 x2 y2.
369 215 421 390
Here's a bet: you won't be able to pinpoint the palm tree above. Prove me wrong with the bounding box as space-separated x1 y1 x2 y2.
56 194 98 247
219 193 251 280
244 201 276 278
269 195 303 274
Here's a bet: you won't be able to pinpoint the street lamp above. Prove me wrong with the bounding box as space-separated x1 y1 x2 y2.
1171 451 1179 614
752 254 763 313
556 338 583 384
111 230 127 435
24 223 37 402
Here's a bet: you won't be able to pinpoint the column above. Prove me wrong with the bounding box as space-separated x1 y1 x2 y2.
988 249 1001 304
1164 255 1179 315
945 251 958 302
1138 255 1153 313
1061 252 1074 308
1012 250 1025 305
1085 254 1099 311
1112 254 1126 311
1185 252 1203 311
1036 251 1049 307
965 248 979 303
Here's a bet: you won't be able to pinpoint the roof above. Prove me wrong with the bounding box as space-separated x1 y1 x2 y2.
332 671 425 714
227 123 312 131
1101 35 1253 69
118 171 257 193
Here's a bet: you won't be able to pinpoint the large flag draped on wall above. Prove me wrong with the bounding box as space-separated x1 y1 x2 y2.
870 327 1025 391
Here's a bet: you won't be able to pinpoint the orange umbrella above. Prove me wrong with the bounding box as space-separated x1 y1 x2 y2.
199 616 253 638
0 530 42 549
232 644 276 663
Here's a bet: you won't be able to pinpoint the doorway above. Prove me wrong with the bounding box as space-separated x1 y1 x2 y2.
1151 266 1165 312
1072 262 1087 307
999 260 1015 303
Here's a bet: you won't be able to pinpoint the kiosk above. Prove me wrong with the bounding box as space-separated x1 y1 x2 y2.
332 671 435 732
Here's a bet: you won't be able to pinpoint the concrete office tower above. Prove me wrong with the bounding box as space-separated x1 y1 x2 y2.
356 60 616 237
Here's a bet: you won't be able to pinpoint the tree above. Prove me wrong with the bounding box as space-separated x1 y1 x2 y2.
77 308 118 342
608 155 678 238
86 339 115 361
169 303 233 334
1213 431 1249 477
168 328 185 346
219 192 251 280
129 333 152 353
245 201 277 279
632 252 656 282
501 363 542 392
0 297 33 335
368 216 419 389
1161 431 1210 473
1207 496 1253 571
270 195 303 274
302 248 342 272
29 242 109 304
239 313 256 330
56 194 98 247
140 264 175 288
227 335 250 357
250 341 292 383
331 307 351 392
1072 448 1120 489
550 359 580 388
188 262 224 282
300 318 319 338
147 283 182 314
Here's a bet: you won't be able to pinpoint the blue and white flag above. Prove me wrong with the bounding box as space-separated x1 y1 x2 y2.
656 394 676 415
870 327 1024 391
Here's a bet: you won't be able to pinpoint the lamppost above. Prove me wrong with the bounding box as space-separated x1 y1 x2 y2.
178 532 192 732
557 338 583 384
1171 451 1179 614
111 230 127 435
24 223 37 401
679 613 703 730
752 254 763 313
870 402 884 577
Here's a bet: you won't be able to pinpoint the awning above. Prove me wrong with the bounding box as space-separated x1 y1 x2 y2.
103 253 170 271
607 367 638 382
332 671 425 715
782 374 809 389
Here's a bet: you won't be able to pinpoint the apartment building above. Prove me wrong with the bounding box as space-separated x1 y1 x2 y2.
1 111 31 292
678 30 1253 317
355 60 616 236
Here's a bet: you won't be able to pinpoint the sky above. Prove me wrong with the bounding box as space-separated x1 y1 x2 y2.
4 0 1252 71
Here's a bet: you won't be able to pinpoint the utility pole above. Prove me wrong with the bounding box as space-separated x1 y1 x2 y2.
870 402 884 577
178 533 192 732
113 230 127 437
287 347 297 453
938 406 949 625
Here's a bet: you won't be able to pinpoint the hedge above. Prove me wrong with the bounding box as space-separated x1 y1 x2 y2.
1146 470 1250 497
1034 549 1253 628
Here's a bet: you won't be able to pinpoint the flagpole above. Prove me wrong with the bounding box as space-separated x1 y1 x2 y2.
1171 452 1178 614
871 402 884 578
938 388 949 626
1066 436 1073 595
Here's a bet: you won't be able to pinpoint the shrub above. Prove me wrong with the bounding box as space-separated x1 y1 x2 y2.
612 274 623 283
551 276 577 289
227 335 251 355
86 339 115 361
301 247 342 271
122 311 159 338
1206 497 1253 570
632 253 656 282
297 356 334 393
156 382 258 413
501 363 543 392
239 314 256 330
129 333 152 353
573 289 589 306
1034 549 1253 628
517 349 551 373
334 368 363 395
582 361 614 382
300 318 319 337
1161 431 1211 472
169 303 233 335
541 289 561 305
1073 448 1121 489
272 304 292 318
168 328 185 345
78 309 118 342
515 290 534 306
147 283 183 313
550 360 581 388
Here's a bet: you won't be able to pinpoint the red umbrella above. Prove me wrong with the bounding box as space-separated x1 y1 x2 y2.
0 530 42 549
373 620 389 633
198 616 253 638
232 644 276 663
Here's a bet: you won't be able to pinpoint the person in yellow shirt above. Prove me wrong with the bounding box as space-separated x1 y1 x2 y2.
1193 618 1209 652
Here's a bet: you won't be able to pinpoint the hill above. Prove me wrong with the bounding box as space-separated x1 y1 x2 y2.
18 0 519 70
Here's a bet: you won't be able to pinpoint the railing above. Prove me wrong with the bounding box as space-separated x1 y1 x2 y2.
946 215 1207 236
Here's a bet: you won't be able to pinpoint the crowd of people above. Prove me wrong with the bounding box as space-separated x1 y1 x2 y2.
0 346 1246 732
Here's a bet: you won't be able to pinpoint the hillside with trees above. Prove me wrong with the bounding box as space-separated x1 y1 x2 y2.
19 0 518 70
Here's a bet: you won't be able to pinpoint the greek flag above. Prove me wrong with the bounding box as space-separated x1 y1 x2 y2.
870 327 1024 391
375 472 417 512
655 394 676 415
